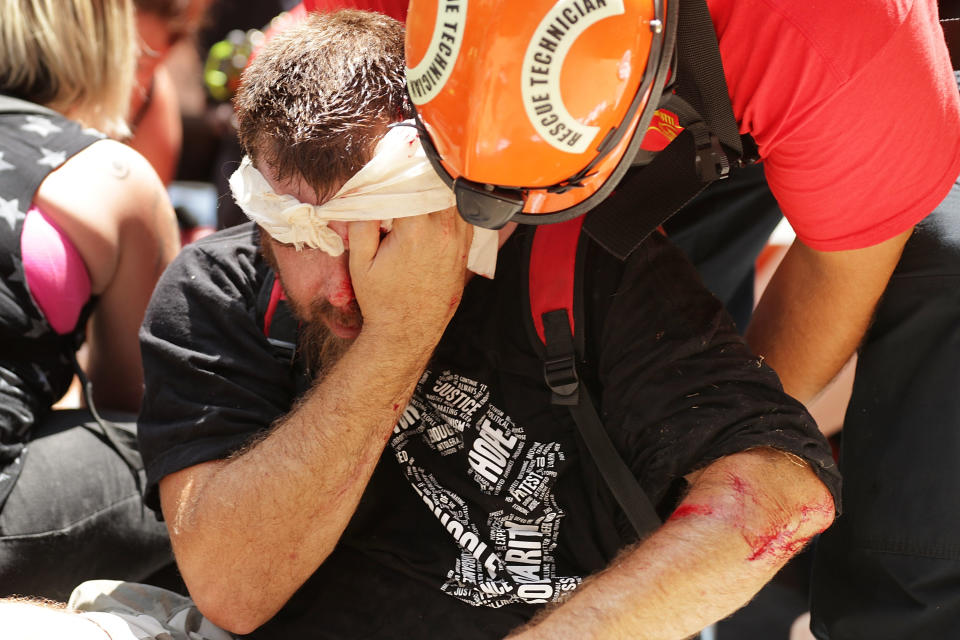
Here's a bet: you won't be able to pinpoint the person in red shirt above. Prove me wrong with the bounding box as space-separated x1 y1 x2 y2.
663 2 960 637
406 0 960 637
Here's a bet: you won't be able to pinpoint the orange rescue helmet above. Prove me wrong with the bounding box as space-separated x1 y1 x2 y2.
405 0 675 229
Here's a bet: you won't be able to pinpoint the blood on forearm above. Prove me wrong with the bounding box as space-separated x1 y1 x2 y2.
668 460 834 564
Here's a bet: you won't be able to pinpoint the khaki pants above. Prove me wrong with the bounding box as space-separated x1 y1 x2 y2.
68 580 233 640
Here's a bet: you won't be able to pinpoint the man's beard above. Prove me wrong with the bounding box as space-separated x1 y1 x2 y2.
295 299 361 377
260 232 361 377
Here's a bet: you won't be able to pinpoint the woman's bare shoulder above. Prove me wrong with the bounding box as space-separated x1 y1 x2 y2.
34 139 179 293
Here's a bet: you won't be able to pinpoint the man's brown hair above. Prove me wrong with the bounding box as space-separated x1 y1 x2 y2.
234 10 409 202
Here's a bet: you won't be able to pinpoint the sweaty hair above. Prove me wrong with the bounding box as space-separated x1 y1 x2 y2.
234 10 410 202
0 0 136 137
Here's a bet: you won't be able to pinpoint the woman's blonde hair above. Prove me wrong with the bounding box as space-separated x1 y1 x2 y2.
0 0 137 137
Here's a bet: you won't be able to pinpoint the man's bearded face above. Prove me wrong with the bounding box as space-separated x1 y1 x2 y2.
291 294 363 340
295 308 356 378
260 233 361 375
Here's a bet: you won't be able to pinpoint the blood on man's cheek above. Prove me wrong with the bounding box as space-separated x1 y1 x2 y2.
330 276 356 307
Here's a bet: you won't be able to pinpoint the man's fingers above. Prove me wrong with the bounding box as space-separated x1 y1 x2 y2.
395 206 473 249
347 220 381 272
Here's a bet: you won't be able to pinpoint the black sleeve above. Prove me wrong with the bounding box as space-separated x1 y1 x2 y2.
593 232 841 513
137 231 297 512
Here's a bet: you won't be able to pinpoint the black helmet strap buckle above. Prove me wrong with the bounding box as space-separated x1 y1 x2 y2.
691 125 730 182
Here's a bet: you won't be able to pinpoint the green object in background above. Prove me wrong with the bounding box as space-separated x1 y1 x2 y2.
204 28 265 102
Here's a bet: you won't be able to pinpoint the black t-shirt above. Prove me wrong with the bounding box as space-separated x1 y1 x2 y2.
942 0 960 20
139 222 840 639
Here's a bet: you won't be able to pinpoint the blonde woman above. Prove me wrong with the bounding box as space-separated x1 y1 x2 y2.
0 0 179 598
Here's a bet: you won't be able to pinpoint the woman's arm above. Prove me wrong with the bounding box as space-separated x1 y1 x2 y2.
34 139 180 411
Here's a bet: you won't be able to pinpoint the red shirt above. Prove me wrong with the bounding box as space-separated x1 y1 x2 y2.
252 1 409 66
285 0 959 251
302 0 406 20
711 0 960 249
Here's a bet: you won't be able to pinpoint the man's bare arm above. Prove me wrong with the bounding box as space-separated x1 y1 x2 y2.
158 210 473 634
746 228 911 403
508 448 834 640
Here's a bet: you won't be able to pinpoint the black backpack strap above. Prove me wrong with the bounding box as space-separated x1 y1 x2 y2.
674 0 742 159
527 220 662 539
583 0 746 261
70 352 144 496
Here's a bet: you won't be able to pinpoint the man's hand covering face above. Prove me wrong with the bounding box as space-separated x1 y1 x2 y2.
229 121 500 278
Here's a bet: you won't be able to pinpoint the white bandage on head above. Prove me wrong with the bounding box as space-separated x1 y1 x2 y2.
228 121 499 278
